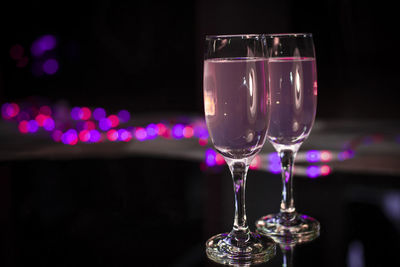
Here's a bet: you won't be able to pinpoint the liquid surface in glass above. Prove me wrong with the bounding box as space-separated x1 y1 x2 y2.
267 57 317 146
204 57 268 159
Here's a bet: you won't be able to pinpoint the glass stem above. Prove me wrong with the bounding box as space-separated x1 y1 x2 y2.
280 244 295 267
226 158 251 245
279 149 297 219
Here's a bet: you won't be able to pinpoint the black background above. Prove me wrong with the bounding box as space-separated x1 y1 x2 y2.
1 0 399 118
0 1 400 266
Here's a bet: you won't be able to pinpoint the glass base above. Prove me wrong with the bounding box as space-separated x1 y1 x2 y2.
256 213 320 244
205 232 276 265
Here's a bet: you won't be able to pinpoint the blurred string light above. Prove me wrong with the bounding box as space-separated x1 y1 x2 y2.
203 149 333 179
2 100 392 178
201 132 398 178
0 101 209 147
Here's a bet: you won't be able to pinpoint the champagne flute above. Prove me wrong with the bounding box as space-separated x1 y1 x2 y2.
256 33 320 244
204 34 275 265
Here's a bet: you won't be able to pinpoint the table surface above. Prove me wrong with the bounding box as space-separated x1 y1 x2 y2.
0 156 399 266
0 119 399 266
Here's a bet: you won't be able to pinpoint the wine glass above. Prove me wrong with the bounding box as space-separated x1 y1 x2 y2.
204 34 275 265
256 33 320 244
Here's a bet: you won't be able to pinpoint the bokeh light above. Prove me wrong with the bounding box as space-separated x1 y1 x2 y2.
18 120 29 133
62 129 78 145
79 130 91 142
99 118 112 131
1 103 20 119
31 35 57 57
320 150 332 162
320 165 331 176
146 124 158 139
215 153 225 165
10 44 24 60
84 121 96 130
107 129 118 141
306 150 320 163
268 152 281 164
52 130 63 142
306 166 320 178
118 129 132 142
338 149 355 161
27 120 39 133
172 124 185 139
193 122 209 139
156 123 168 137
183 125 194 138
198 138 208 146
43 117 55 131
42 58 59 75
16 111 30 121
117 110 130 123
89 130 101 143
93 107 106 121
107 115 119 128
135 127 147 141
79 107 91 120
205 149 216 167
35 114 48 126
39 105 52 116
71 107 81 120
269 162 282 174
249 155 261 170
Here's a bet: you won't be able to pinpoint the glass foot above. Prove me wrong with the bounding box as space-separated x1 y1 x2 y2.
256 213 320 244
205 231 276 265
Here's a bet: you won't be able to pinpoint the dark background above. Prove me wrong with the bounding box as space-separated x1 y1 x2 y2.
1 0 399 118
0 1 400 266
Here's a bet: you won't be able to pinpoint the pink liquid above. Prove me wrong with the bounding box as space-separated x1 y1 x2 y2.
204 58 268 158
267 57 317 147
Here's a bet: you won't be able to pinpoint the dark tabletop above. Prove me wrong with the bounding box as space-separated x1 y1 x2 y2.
0 155 399 267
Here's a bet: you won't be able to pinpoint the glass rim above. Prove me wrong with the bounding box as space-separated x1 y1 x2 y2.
264 33 313 38
205 34 262 40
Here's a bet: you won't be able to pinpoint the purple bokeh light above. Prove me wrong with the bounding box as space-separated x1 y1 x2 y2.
306 150 320 163
268 152 281 164
269 163 282 174
338 149 355 161
194 124 209 139
306 166 320 178
146 124 158 139
43 117 55 131
71 107 81 120
117 110 130 123
42 59 59 75
89 130 101 143
99 118 112 131
31 35 57 57
118 129 131 142
1 103 20 119
205 149 216 167
93 108 106 121
172 124 185 139
62 129 78 145
27 120 39 133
